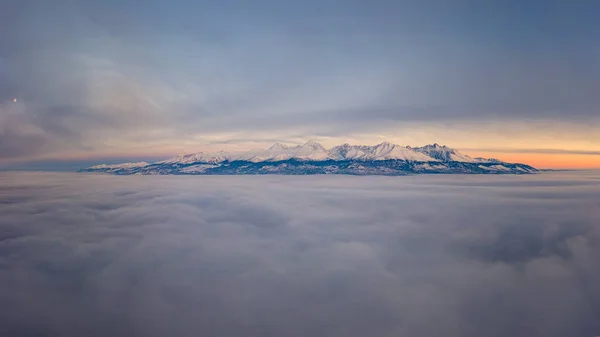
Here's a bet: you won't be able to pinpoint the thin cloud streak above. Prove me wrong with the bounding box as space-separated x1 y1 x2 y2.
461 148 600 156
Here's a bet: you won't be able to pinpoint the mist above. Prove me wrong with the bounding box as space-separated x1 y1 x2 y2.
1 171 599 336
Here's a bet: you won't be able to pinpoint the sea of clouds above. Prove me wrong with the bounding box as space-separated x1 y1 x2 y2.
1 171 599 337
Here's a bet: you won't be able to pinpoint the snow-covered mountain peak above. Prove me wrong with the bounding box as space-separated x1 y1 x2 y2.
158 152 228 164
82 140 535 175
332 143 353 150
268 143 289 151
302 140 326 150
414 144 480 163
329 143 357 159
421 143 447 150
291 140 331 160
328 142 436 162
235 140 331 162
96 141 509 167
89 162 149 170
474 157 502 163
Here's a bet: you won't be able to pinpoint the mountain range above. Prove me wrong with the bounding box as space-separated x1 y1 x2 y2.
80 141 537 175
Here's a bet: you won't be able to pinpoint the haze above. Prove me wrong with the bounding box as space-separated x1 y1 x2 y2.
1 171 600 336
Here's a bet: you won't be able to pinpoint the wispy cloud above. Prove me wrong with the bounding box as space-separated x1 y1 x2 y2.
2 1 600 161
461 148 600 156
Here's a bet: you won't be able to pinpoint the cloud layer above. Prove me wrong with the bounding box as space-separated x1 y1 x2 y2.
1 171 600 336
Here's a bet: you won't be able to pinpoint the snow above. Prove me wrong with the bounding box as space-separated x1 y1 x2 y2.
372 143 437 161
475 157 502 163
180 164 219 173
89 162 149 169
328 144 369 160
268 143 289 151
413 144 479 163
86 141 515 170
478 165 510 172
329 142 436 161
490 165 510 171
516 166 534 173
237 140 334 162
449 153 478 163
414 163 448 171
157 141 440 164
158 152 229 164
158 141 481 164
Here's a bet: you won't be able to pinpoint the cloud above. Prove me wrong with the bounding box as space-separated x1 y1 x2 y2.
1 171 600 336
461 148 600 156
2 1 600 160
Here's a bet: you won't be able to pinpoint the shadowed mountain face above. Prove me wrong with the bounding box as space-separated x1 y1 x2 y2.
1 171 599 337
80 141 537 175
412 143 476 162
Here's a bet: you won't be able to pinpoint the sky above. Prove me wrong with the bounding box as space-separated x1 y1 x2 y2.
1 171 600 336
1 0 599 169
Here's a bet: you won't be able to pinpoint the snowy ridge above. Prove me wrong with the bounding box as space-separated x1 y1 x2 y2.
157 152 229 164
80 141 538 175
412 143 478 163
330 142 436 161
89 162 149 169
236 140 332 162
156 141 471 164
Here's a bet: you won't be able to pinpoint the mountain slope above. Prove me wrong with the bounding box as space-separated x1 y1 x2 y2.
412 143 478 162
329 142 436 161
80 141 537 176
236 140 334 162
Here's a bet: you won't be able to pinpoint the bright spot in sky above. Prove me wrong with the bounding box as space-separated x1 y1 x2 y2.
13 98 17 103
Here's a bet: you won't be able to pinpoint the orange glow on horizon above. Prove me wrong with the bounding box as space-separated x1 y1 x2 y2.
4 148 600 170
468 152 600 169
